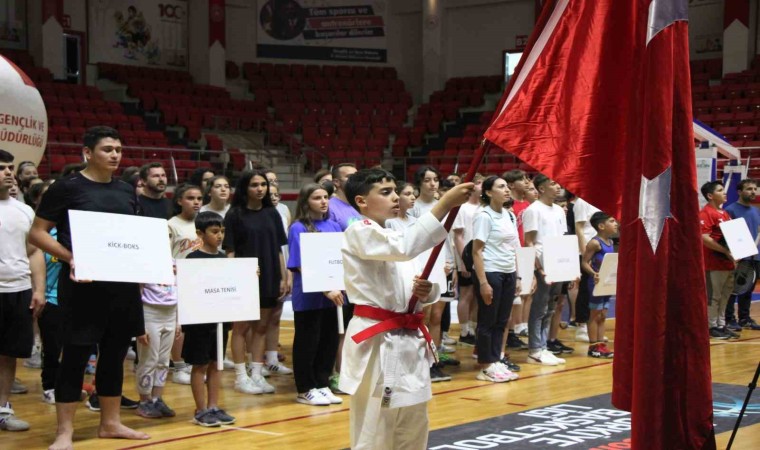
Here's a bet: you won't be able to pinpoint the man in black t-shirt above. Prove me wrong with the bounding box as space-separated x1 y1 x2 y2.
30 126 149 449
137 162 172 219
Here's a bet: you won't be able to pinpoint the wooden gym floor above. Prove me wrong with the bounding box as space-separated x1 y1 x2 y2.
5 303 760 449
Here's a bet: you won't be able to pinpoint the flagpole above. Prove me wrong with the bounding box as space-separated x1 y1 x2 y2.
406 140 493 314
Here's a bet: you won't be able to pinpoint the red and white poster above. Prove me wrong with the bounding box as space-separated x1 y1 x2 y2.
0 55 47 166
257 0 387 62
88 0 188 68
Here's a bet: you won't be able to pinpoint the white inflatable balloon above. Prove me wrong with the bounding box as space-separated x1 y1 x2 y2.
0 55 47 165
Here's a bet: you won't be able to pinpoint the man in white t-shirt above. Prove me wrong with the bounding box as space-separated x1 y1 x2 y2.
572 197 600 342
522 174 567 366
0 149 45 432
452 174 483 344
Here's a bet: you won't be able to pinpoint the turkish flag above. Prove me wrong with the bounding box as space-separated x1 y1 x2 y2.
484 1 715 449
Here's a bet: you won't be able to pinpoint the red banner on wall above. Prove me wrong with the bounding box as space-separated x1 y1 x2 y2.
41 0 63 24
209 0 225 47
724 0 749 28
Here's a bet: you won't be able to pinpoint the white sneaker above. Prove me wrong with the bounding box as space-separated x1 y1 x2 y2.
575 326 590 343
172 366 191 385
296 388 330 406
41 389 55 405
526 351 558 366
0 403 30 431
439 344 456 354
10 379 27 394
223 358 235 370
125 347 137 361
318 387 343 404
250 374 275 393
442 333 457 346
543 349 566 364
23 349 42 369
495 362 520 381
264 362 293 375
476 363 509 382
234 377 263 395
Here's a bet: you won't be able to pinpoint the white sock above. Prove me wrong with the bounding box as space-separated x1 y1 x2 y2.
468 321 477 333
265 351 278 366
500 352 505 359
251 362 263 377
173 360 186 370
234 363 247 380
460 323 469 337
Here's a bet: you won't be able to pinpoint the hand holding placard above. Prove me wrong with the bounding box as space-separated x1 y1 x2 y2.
719 218 759 261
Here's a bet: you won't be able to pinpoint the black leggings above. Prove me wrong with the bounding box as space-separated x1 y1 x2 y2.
575 271 591 323
38 303 64 391
55 331 131 402
293 308 339 393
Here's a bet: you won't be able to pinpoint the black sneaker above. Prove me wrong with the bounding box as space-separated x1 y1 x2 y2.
500 357 521 372
121 396 139 409
430 364 452 382
154 398 176 417
739 318 760 330
86 392 100 411
709 327 729 339
546 340 563 354
721 327 740 339
553 339 575 354
193 408 221 427
458 334 476 346
507 333 528 350
210 407 235 425
726 319 742 332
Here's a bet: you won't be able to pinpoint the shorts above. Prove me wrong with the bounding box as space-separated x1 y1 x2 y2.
457 271 473 287
589 295 611 311
260 296 278 309
0 290 34 358
57 270 144 345
182 323 232 366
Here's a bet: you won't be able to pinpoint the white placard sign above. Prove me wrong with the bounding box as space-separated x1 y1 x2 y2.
177 258 260 325
516 247 536 295
592 253 618 297
301 232 346 292
68 210 173 284
719 218 759 261
542 235 581 283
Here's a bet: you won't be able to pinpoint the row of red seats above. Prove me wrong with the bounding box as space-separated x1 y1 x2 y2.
715 125 760 142
692 83 760 100
444 76 503 94
693 98 760 115
249 76 405 92
416 102 463 122
38 83 103 100
696 111 760 127
253 88 412 107
303 126 391 144
242 62 397 81
48 111 133 130
128 81 228 98
276 101 408 118
98 63 193 84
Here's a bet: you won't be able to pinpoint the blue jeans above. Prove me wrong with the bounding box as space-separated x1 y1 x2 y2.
528 271 562 351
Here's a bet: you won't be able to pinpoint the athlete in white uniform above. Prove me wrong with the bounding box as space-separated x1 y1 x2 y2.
338 169 473 449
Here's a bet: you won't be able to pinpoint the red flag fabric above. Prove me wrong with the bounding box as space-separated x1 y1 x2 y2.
484 1 715 449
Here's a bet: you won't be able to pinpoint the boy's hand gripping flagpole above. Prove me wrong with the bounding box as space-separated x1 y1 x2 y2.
406 140 492 315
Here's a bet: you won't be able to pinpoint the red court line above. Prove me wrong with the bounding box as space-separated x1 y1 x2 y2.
120 336 760 448
121 361 613 448
461 397 481 401
120 408 350 449
507 402 528 407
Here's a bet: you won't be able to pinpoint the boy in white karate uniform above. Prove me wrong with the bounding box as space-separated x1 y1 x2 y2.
339 169 473 449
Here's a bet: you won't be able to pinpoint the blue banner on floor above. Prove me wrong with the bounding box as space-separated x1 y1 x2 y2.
427 383 759 449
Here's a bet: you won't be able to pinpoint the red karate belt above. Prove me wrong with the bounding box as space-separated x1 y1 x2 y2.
350 305 437 362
